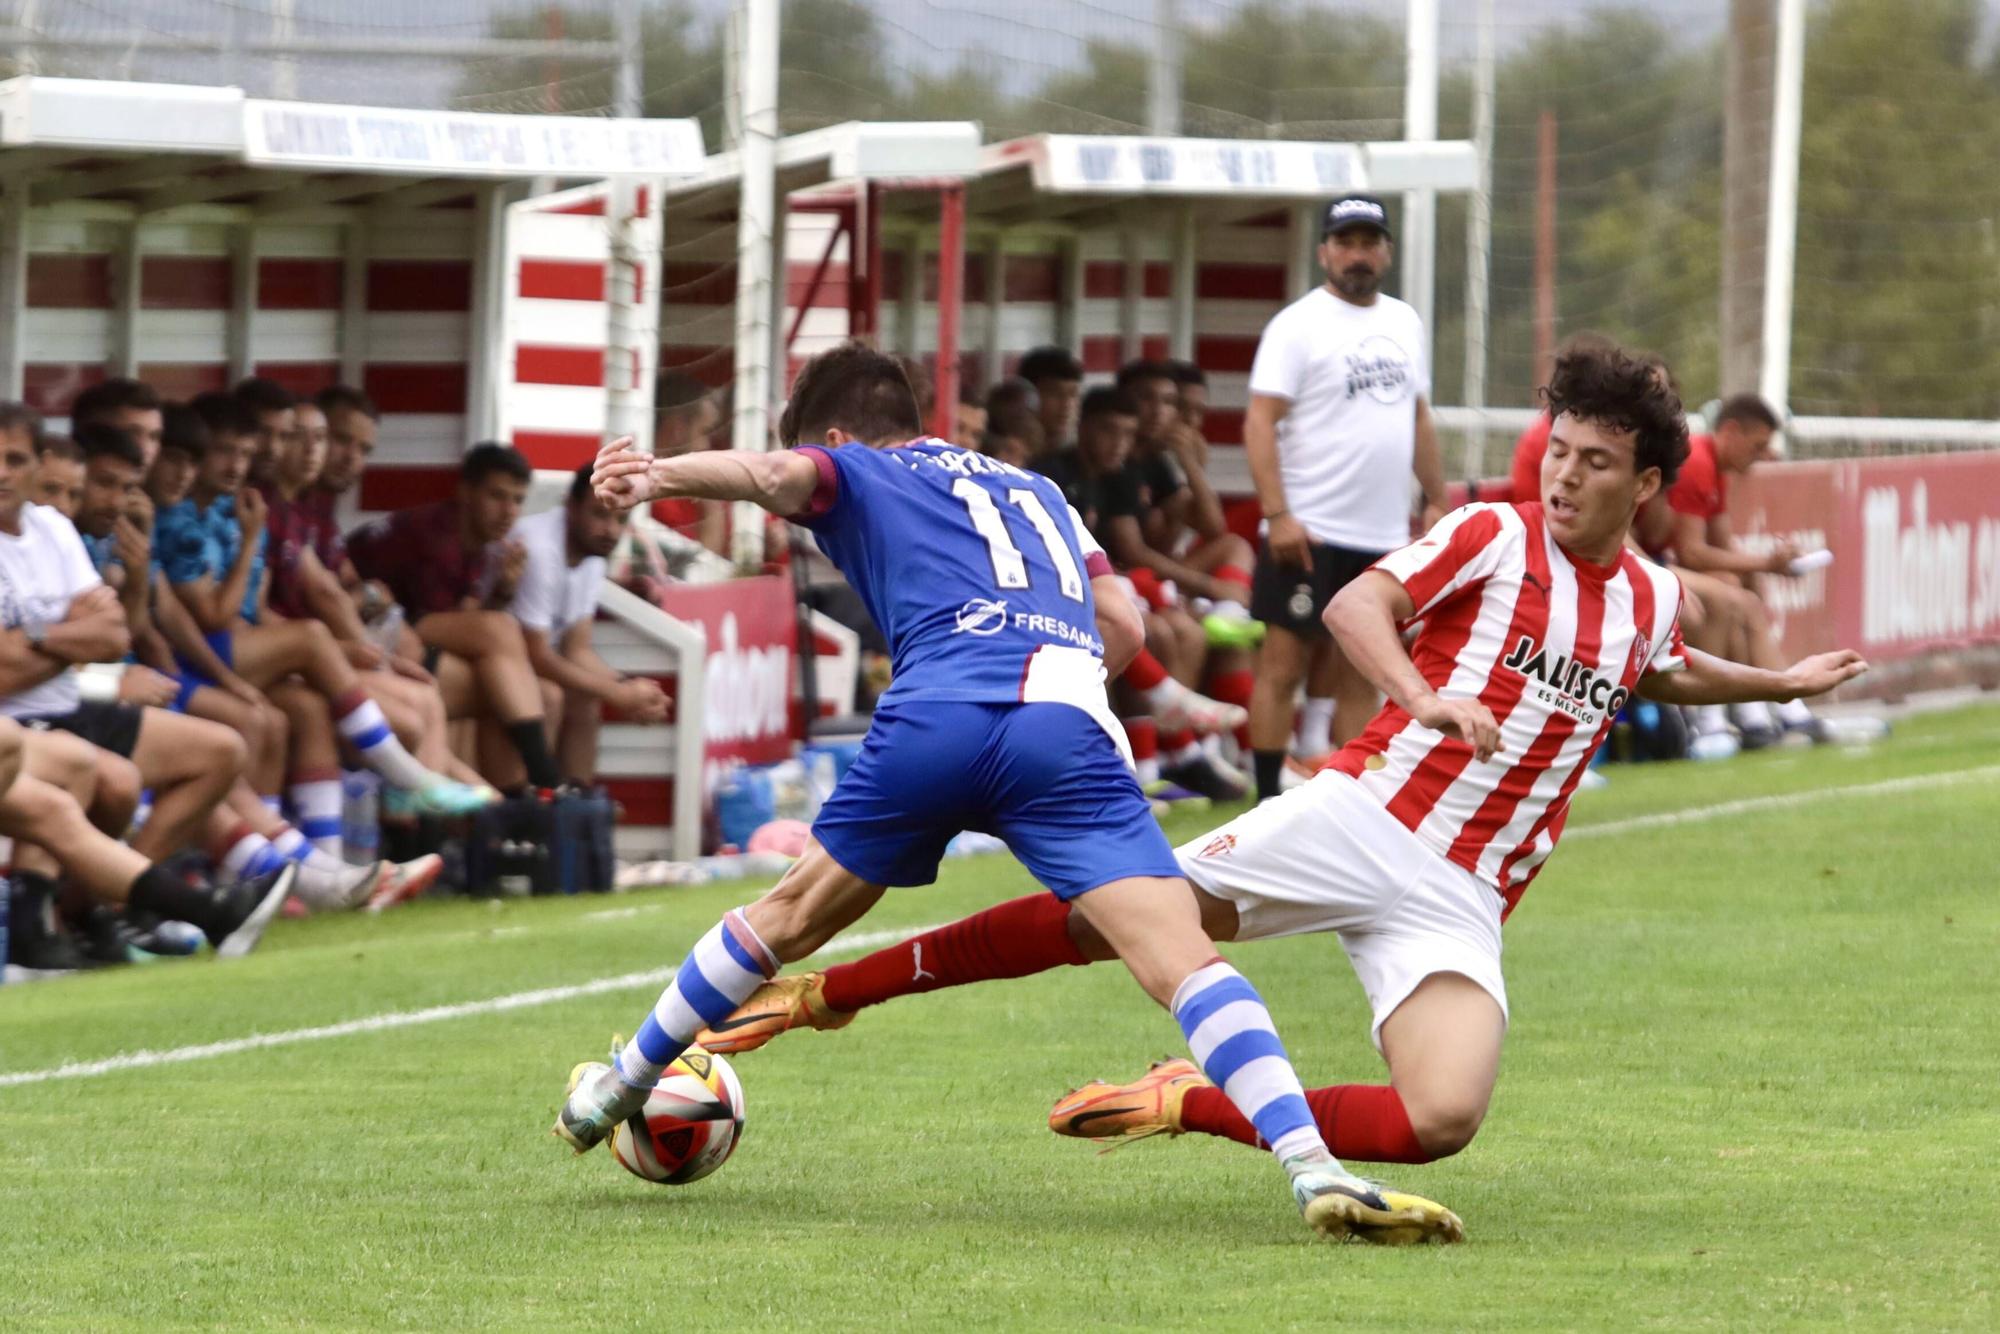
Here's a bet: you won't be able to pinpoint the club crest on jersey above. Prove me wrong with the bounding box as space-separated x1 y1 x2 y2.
953 597 1009 636
1501 633 1630 722
1196 833 1237 859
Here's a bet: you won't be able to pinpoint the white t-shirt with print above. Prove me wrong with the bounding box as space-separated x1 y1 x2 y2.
509 508 605 639
1248 286 1430 552
0 503 104 719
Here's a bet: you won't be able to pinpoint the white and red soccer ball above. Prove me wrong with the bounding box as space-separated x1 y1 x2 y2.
607 1047 746 1185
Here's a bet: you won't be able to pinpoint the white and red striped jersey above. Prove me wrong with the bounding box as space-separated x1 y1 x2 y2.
1325 502 1687 915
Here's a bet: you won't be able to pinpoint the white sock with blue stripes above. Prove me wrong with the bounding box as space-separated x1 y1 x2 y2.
1173 959 1337 1170
617 909 778 1090
333 690 436 791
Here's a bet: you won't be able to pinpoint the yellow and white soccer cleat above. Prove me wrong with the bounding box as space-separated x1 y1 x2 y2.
1290 1165 1466 1245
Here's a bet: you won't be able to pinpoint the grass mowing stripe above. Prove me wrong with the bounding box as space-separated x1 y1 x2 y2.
1566 762 2000 840
0 918 946 1090
9 762 1991 1092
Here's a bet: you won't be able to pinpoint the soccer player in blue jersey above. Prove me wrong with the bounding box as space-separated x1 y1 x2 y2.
552 343 1460 1243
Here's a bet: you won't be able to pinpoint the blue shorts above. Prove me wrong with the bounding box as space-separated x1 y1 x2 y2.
172 629 235 692
811 700 1181 899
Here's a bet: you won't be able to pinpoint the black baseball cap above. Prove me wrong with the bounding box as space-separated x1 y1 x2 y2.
1321 193 1391 239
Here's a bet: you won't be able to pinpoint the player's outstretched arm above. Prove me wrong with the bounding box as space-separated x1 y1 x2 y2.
1640 646 1867 706
1326 571 1503 761
1090 573 1145 676
592 436 820 517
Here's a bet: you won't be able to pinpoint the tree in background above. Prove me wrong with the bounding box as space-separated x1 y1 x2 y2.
450 0 2000 422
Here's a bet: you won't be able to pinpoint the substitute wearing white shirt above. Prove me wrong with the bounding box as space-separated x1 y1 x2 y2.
510 465 670 786
1244 194 1449 801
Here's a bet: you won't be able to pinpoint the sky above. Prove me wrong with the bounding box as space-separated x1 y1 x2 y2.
8 0 1739 109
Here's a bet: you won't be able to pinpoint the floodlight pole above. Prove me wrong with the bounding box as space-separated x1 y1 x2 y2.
931 183 967 441
1461 0 1495 480
1403 0 1439 347
1147 0 1183 136
731 0 780 570
613 0 643 120
1759 0 1805 423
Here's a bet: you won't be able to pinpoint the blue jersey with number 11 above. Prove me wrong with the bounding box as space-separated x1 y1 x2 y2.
795 438 1105 708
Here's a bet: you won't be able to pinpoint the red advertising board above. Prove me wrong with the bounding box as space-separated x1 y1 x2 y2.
1729 450 2000 673
652 576 798 791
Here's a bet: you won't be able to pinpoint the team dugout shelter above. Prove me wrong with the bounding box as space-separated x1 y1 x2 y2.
0 75 984 862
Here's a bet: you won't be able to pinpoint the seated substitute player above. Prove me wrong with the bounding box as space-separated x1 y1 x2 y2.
345 443 566 793
0 715 296 961
692 342 1867 1203
69 377 165 470
509 465 670 785
29 435 83 517
555 342 1461 1244
156 396 488 818
1664 393 1842 746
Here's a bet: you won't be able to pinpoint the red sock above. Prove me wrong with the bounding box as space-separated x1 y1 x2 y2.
1123 649 1169 692
1213 564 1252 602
1179 1083 1433 1164
818 893 1090 1012
1205 667 1254 750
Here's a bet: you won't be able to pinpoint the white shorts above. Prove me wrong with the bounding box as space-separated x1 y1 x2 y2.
1176 772 1509 1052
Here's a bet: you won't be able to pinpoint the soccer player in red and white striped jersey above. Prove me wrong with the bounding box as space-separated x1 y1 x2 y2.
694 342 1867 1216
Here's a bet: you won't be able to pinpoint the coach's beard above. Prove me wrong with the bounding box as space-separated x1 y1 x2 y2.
1332 267 1381 300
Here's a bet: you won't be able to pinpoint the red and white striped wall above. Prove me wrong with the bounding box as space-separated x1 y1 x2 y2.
22 201 479 519
498 182 661 473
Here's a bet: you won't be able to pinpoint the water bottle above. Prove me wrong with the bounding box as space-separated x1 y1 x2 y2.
341 769 381 867
497 841 534 898
368 603 407 657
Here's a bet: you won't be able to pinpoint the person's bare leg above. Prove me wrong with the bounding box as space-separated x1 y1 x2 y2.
13 730 107 880
126 709 245 861
557 686 602 785
269 680 337 774
1059 873 1446 1239
419 611 559 788
229 620 361 698
0 773 153 904
360 670 427 750
1322 637 1380 750
1163 608 1208 688
207 691 290 799
415 611 547 724
1377 973 1507 1158
1249 624 1312 791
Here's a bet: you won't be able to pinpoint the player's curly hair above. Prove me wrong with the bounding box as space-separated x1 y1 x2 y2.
1540 341 1689 485
779 341 922 448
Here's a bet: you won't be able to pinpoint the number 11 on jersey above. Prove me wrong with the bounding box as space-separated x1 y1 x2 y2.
950 478 1084 602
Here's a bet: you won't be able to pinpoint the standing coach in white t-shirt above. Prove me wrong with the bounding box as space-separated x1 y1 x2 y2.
509 464 671 786
1244 194 1447 802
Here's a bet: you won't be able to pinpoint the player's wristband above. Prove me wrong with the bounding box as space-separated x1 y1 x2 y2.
1264 507 1289 522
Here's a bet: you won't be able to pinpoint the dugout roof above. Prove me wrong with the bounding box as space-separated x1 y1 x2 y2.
0 76 707 212
871 132 1480 229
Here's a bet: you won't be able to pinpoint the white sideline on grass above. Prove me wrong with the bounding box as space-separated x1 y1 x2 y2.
0 921 948 1090
2 762 1996 1090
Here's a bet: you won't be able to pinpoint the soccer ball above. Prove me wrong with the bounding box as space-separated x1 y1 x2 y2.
607 1047 746 1185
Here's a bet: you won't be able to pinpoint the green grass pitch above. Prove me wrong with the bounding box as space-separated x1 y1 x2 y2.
2 703 1997 1330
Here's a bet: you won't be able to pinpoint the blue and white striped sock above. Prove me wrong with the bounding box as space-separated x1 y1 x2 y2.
288 774 344 859
617 909 777 1090
334 691 434 791
219 831 289 883
1173 959 1334 1167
